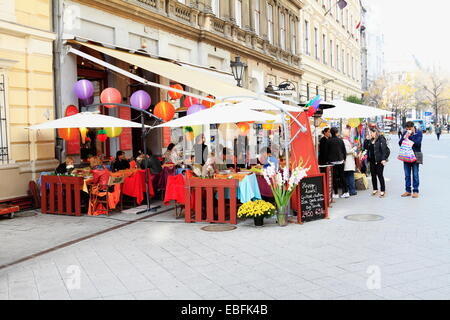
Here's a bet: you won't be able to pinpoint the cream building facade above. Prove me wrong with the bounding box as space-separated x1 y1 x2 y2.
299 0 363 102
0 0 57 201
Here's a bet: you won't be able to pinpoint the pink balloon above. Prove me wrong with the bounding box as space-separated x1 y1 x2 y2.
130 90 151 110
183 96 199 108
73 80 94 100
187 104 206 115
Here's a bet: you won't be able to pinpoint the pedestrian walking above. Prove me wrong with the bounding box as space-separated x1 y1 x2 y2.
342 129 357 196
363 128 389 197
435 124 442 140
398 126 403 139
399 121 423 198
327 127 349 198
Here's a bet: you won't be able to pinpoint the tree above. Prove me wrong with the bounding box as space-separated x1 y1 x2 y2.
345 95 363 104
364 77 388 109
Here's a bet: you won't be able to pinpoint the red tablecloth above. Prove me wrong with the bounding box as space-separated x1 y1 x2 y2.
122 169 155 205
164 174 194 208
256 175 273 198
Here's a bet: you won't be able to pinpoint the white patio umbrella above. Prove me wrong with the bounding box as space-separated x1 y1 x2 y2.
154 104 277 128
322 100 393 119
26 112 151 129
215 98 302 113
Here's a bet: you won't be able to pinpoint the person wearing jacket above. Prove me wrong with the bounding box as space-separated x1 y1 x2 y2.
327 127 349 198
342 129 357 196
318 128 331 166
399 121 423 198
364 128 389 197
435 124 442 141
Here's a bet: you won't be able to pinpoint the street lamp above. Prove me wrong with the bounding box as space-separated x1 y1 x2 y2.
230 56 246 87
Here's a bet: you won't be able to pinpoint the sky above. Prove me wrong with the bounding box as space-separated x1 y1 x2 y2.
374 0 450 73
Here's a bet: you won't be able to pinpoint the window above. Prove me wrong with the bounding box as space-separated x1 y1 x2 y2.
329 39 333 68
268 4 274 44
328 0 332 11
212 0 220 16
324 89 327 101
345 9 349 29
351 56 354 78
341 8 344 24
280 13 286 50
331 90 334 100
0 73 9 164
336 44 340 71
291 19 297 54
254 0 260 35
304 20 309 54
341 49 345 72
314 27 319 59
335 1 339 20
316 85 319 95
322 34 326 64
346 53 349 75
235 0 242 28
306 83 310 100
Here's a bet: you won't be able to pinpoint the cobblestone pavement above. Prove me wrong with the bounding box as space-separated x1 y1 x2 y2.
0 134 449 300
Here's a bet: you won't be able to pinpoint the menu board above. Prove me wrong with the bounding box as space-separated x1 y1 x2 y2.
298 174 328 223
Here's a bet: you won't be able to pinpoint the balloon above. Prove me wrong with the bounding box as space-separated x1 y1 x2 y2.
154 101 175 122
202 95 215 108
348 118 361 128
58 128 79 141
183 96 198 108
79 127 88 144
262 123 274 130
79 96 94 107
100 88 122 109
237 122 250 136
73 80 94 100
187 104 205 115
105 127 123 138
130 90 151 110
218 123 239 139
97 129 108 142
168 84 183 100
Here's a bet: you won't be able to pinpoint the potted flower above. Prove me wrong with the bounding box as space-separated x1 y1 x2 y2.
263 161 309 226
237 200 276 227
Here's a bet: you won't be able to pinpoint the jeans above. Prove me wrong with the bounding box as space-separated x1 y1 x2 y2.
369 161 385 192
404 162 420 193
332 163 348 194
344 171 356 195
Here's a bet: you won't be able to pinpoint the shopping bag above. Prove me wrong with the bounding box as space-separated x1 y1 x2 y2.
397 139 417 163
354 172 368 190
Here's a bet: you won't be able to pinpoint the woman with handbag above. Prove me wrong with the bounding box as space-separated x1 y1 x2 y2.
363 128 389 198
399 121 423 198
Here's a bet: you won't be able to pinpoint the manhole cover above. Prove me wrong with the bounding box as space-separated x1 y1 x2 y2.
201 225 237 232
344 214 384 222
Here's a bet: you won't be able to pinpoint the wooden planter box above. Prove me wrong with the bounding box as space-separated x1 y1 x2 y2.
41 175 84 216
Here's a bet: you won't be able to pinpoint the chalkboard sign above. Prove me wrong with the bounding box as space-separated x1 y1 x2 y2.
298 174 328 223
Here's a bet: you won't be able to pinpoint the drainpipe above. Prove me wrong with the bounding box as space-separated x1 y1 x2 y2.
53 0 64 161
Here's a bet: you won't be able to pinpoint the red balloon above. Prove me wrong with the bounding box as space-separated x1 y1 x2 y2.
183 96 199 108
100 88 122 108
168 84 183 100
202 95 215 108
154 101 175 122
58 128 79 141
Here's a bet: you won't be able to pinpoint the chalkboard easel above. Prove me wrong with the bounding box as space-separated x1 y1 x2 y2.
295 173 329 224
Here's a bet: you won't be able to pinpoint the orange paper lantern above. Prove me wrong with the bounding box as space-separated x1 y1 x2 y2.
79 127 88 144
58 128 79 141
168 84 183 100
154 101 175 122
237 122 250 136
202 95 215 108
100 88 122 108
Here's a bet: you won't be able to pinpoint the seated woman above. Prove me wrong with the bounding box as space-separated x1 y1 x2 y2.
55 156 75 175
87 156 111 187
112 150 130 172
163 143 180 164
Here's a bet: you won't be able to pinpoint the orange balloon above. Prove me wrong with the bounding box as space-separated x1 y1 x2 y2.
100 88 122 108
58 128 79 141
202 95 215 108
154 101 175 122
237 122 250 136
168 84 183 100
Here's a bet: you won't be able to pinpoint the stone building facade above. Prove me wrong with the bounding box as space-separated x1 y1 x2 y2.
0 0 57 200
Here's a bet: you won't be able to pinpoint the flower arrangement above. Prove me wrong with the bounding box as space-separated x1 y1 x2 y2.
237 200 276 218
263 160 309 213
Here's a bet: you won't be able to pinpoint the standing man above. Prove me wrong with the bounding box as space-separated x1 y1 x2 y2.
318 128 331 166
435 124 442 140
399 121 423 198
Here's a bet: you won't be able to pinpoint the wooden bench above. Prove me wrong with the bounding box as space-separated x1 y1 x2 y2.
0 204 20 219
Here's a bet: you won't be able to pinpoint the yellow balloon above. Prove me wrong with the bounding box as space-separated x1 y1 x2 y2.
347 118 361 128
105 127 123 138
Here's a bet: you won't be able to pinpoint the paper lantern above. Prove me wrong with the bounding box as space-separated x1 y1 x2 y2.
130 90 151 110
262 123 274 130
168 84 183 100
218 123 239 139
202 95 215 108
348 118 361 128
105 127 123 138
183 96 199 108
58 128 79 141
237 122 250 136
154 101 175 122
187 104 205 116
97 129 108 142
100 88 122 108
73 80 94 100
79 127 88 144
79 96 94 107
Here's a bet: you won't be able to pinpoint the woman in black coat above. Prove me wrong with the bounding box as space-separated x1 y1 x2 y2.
326 127 349 198
364 128 389 197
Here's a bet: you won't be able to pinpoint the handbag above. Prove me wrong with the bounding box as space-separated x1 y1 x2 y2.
414 151 423 165
397 139 417 163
